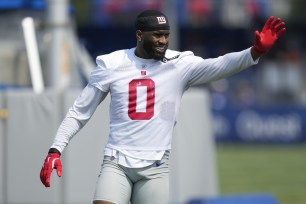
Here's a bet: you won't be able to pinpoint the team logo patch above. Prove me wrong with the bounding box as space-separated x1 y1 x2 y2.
156 16 167 24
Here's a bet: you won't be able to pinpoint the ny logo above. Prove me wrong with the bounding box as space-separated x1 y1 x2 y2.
156 16 166 24
141 70 146 76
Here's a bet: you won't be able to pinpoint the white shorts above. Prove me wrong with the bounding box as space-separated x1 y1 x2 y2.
93 151 170 204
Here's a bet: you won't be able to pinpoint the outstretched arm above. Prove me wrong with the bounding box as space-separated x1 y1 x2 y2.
251 16 286 60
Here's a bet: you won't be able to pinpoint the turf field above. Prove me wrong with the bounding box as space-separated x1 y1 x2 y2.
216 144 306 204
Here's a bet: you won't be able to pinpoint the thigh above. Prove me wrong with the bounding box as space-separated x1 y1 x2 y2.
94 157 132 204
132 174 169 204
131 152 170 204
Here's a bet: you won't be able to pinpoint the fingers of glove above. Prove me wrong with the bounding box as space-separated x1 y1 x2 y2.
40 167 45 184
254 30 261 42
44 174 51 187
40 166 52 187
274 21 286 37
274 21 285 31
262 16 274 31
276 27 286 38
54 159 62 177
271 17 281 31
41 157 56 187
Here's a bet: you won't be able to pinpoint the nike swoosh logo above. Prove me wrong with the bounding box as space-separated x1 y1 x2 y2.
155 161 165 167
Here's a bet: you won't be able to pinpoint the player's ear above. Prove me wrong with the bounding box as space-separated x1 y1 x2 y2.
136 30 143 42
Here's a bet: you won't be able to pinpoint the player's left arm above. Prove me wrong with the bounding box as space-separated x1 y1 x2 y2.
251 16 286 60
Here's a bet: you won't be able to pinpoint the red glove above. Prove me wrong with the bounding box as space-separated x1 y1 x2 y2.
253 16 286 54
40 153 62 187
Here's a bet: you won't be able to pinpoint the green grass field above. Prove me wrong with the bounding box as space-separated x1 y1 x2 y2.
216 144 306 204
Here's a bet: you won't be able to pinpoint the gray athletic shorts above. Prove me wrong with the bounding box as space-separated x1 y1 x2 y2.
93 150 170 204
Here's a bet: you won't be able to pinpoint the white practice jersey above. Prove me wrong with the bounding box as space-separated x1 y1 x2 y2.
89 47 257 151
51 47 258 167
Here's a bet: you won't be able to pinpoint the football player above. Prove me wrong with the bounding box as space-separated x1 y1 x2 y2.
40 10 286 204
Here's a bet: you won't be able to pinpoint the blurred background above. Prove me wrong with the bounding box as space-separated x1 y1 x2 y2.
0 0 306 204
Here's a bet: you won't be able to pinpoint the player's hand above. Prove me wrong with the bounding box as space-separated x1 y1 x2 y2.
40 153 62 187
253 16 286 54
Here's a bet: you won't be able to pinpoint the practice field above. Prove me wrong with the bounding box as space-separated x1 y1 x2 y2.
216 144 306 204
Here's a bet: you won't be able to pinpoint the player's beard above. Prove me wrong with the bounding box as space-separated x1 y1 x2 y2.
143 38 167 60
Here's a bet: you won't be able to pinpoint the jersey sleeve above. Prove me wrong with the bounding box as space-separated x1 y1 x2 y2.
180 47 259 87
88 56 113 92
50 84 108 153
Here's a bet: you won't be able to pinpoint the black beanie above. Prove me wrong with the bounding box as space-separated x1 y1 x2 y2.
135 10 170 31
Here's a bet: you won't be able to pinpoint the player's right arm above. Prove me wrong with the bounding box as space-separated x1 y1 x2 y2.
40 84 108 187
51 84 108 153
